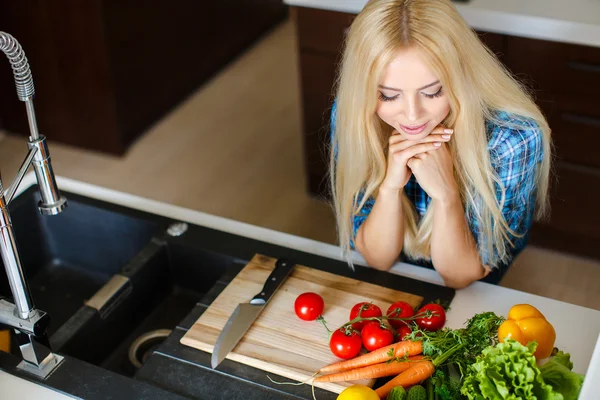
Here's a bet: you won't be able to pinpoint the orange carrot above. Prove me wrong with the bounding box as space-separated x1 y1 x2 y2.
374 360 435 399
314 355 424 383
318 340 423 374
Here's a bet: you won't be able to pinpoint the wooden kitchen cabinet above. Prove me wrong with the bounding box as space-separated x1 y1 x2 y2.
0 0 287 155
292 6 600 260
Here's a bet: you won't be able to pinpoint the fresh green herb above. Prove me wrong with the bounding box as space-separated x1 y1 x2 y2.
406 312 505 373
428 367 462 400
402 312 505 399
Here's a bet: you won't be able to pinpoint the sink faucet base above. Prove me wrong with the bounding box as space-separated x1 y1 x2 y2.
17 352 64 380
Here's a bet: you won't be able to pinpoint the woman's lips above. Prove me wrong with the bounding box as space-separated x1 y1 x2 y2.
400 122 428 135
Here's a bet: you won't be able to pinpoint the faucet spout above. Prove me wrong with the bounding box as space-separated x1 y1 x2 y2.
0 31 66 378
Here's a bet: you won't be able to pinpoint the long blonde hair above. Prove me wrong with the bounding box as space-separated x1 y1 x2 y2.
330 0 552 268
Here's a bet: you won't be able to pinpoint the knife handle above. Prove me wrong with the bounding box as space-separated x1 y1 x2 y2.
250 259 294 305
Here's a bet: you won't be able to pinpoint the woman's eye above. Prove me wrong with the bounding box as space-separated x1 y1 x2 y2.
423 87 443 99
378 92 399 102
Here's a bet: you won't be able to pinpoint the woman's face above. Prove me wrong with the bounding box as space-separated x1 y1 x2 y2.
376 47 451 141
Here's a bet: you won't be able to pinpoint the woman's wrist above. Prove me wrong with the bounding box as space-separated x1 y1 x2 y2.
378 185 403 199
433 187 461 208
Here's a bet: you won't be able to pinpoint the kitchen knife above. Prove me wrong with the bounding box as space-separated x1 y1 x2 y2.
211 258 294 369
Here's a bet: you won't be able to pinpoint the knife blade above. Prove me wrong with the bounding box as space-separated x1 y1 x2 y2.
211 258 294 369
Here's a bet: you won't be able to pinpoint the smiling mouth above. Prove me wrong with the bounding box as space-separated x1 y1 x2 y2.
400 122 428 135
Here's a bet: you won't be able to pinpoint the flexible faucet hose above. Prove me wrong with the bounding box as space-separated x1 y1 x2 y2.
0 32 35 101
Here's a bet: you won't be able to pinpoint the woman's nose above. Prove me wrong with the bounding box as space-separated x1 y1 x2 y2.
405 97 423 122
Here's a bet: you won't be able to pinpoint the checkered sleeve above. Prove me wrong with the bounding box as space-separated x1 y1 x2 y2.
480 116 545 266
350 194 375 249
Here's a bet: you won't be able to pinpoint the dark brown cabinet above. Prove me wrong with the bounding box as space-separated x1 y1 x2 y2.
292 6 600 260
0 0 287 155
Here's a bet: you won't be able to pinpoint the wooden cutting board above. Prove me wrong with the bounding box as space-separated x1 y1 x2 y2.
180 254 424 394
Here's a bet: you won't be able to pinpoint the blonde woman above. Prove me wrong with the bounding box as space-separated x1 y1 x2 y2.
330 0 552 289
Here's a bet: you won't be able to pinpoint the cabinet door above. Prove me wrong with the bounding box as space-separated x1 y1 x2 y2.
295 7 354 54
505 36 600 98
537 94 600 169
293 7 351 198
529 164 600 259
297 52 337 197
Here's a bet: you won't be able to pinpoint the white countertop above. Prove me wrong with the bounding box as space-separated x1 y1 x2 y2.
2 174 600 399
284 0 600 48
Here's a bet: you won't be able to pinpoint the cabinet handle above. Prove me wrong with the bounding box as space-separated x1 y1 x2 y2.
561 112 600 128
567 61 600 74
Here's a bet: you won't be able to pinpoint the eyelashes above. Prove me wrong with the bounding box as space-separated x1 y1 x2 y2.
423 87 443 99
378 92 399 102
378 87 443 102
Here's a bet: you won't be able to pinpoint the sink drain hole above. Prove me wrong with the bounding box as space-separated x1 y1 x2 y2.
128 329 172 368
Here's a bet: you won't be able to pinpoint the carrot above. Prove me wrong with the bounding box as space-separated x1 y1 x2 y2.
318 340 423 374
314 355 424 383
374 360 435 399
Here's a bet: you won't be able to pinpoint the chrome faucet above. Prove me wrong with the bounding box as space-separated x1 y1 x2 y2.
0 32 67 378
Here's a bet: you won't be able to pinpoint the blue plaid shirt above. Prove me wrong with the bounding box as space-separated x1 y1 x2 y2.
331 102 545 271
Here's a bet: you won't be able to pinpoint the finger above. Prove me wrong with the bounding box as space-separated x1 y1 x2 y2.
406 156 422 170
397 142 442 161
390 130 452 147
388 132 408 146
430 126 454 135
390 135 447 153
424 130 453 142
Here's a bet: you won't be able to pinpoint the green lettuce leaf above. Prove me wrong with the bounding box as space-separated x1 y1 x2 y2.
539 351 584 400
460 339 562 400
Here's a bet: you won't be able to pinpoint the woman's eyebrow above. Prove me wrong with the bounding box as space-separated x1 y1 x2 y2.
378 80 441 92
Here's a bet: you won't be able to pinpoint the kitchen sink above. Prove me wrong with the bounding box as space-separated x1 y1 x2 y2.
0 187 238 378
0 187 160 335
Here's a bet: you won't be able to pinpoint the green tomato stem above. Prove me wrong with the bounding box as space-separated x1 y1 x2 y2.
340 310 438 331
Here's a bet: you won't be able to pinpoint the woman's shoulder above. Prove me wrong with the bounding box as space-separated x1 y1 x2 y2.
485 110 544 165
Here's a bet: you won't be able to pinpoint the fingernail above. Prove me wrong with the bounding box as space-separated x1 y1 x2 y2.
444 128 453 134
442 134 451 139
433 142 441 147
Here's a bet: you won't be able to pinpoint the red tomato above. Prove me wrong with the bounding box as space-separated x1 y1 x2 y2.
349 302 382 330
396 325 412 341
330 328 362 359
294 292 324 321
386 301 415 329
415 304 446 331
361 322 394 351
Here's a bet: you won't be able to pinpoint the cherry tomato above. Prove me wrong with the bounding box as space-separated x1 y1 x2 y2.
294 292 324 321
361 322 394 351
386 301 415 329
415 304 446 331
349 302 382 330
396 325 413 341
330 328 362 359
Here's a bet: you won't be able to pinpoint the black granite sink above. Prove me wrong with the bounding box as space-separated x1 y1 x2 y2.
0 187 160 335
0 187 238 379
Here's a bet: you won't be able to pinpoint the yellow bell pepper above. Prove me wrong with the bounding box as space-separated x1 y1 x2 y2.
498 304 556 359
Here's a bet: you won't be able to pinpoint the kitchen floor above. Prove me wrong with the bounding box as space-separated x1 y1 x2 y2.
1 18 599 311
